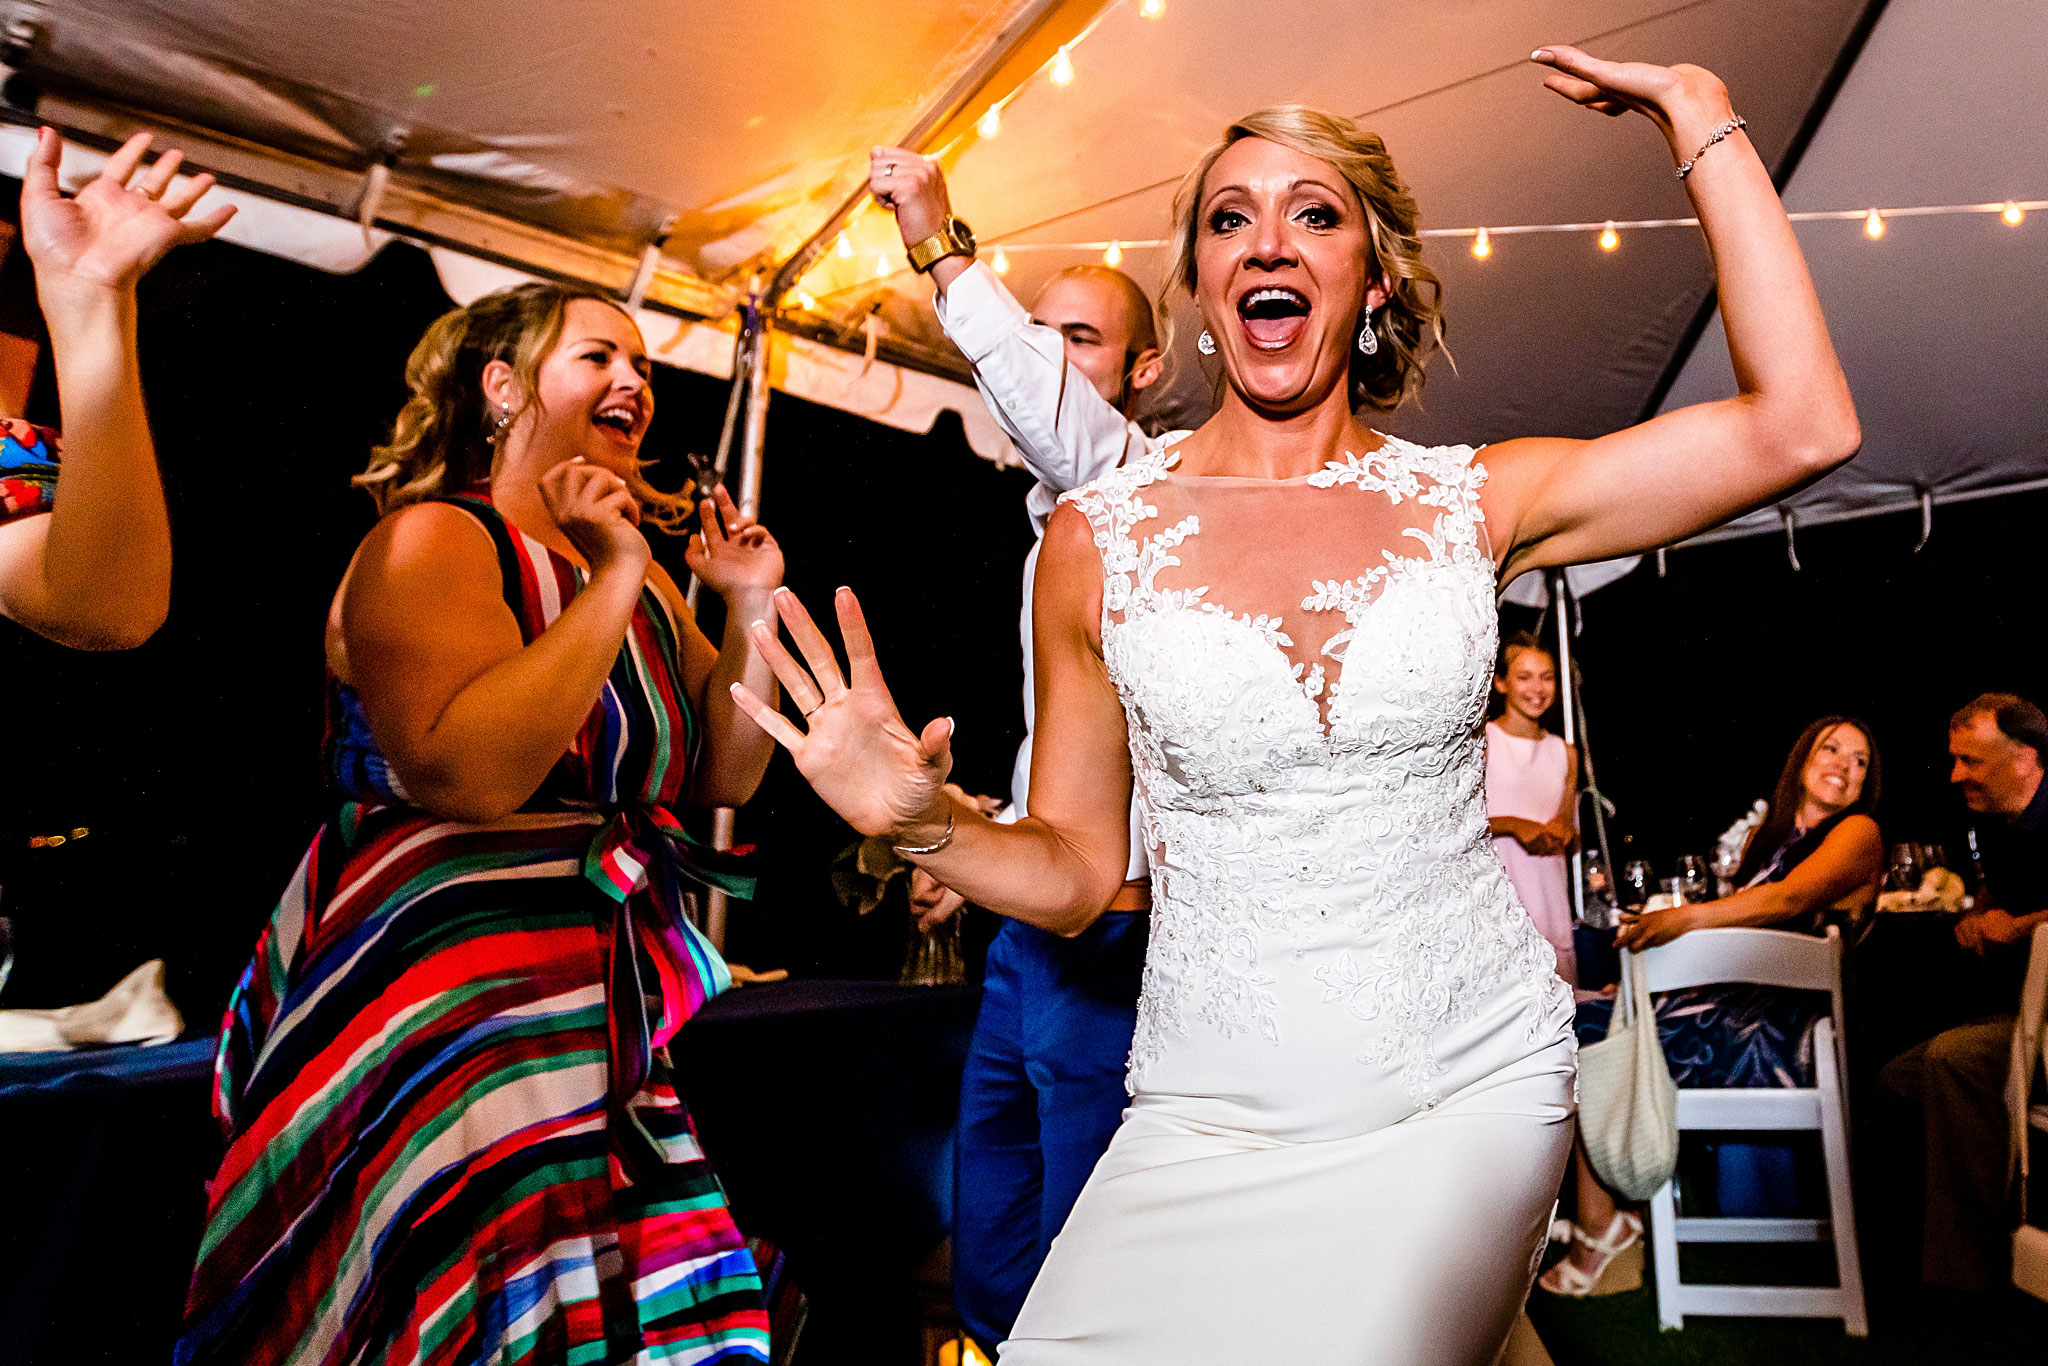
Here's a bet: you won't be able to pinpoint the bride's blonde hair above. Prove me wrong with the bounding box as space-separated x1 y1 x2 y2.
1163 105 1447 413
357 282 693 531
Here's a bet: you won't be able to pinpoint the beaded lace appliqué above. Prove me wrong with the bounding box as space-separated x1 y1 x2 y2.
1062 436 1570 1108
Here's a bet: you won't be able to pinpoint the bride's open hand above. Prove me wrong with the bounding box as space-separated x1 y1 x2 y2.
728 587 953 840
1531 45 1733 142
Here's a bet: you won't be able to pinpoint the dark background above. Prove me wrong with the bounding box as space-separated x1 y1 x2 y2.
3 179 2043 1027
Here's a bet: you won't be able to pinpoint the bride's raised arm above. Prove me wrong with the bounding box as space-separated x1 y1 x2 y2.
730 499 1134 934
1485 46 1861 584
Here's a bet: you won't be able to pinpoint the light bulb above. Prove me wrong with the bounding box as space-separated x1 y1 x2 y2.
990 246 1010 275
1863 208 1885 239
978 107 1001 140
2003 200 2025 226
1104 240 1123 267
1471 227 1492 260
874 252 892 279
1598 221 1618 252
1140 0 1164 16
794 290 817 312
1050 47 1074 86
835 234 853 260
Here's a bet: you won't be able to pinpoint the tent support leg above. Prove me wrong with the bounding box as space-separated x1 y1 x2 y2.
1549 570 1617 929
692 295 773 954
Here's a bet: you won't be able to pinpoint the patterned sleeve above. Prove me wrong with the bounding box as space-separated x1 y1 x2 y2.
1 418 60 525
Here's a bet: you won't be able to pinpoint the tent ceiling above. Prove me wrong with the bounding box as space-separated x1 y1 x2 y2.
4 0 2040 554
1660 0 2048 545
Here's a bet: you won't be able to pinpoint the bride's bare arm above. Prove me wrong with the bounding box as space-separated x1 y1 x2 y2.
730 503 1132 934
1485 48 1860 584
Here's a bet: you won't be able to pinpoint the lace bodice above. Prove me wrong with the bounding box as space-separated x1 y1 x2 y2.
1061 435 1569 1113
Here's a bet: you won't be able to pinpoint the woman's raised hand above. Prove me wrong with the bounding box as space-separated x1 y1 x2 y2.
1530 45 1732 138
685 484 784 601
729 587 954 840
539 458 652 579
19 129 235 296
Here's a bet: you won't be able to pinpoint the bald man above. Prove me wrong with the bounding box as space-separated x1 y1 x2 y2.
871 147 1186 1356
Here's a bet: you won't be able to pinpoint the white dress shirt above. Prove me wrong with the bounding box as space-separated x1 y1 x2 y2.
933 260 1188 882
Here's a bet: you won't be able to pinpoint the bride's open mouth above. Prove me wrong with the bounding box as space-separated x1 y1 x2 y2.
1238 285 1312 351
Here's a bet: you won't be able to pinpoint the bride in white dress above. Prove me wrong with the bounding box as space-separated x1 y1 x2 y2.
731 47 1858 1363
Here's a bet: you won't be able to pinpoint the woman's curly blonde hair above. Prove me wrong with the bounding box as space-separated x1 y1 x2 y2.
1163 105 1448 413
357 281 693 531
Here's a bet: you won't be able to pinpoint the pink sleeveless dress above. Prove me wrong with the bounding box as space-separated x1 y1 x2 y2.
1485 721 1577 986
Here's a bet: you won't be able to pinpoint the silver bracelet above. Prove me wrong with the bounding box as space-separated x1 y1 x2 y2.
1675 115 1745 180
891 806 956 858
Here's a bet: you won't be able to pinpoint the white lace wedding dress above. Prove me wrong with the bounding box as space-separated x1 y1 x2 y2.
1000 435 1578 1364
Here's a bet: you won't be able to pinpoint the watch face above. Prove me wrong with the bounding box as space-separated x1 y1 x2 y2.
952 218 976 253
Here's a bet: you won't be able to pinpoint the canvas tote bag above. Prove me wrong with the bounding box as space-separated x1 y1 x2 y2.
1578 947 1679 1201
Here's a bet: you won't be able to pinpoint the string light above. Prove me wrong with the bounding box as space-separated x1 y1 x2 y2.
794 290 817 311
978 107 1001 139
1140 0 1165 15
990 246 1010 275
1471 226 1492 259
1598 221 1619 252
1103 239 1122 266
874 251 892 279
2003 200 2025 226
1863 208 1885 239
1050 46 1074 87
835 233 853 260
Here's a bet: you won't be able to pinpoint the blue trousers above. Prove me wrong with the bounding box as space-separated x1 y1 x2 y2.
954 911 1145 1352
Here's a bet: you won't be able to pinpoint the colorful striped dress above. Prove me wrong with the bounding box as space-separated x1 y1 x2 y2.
179 493 770 1366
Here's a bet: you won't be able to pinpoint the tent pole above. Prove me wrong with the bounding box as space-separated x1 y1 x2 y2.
1548 571 1585 926
1549 571 1618 927
694 293 771 953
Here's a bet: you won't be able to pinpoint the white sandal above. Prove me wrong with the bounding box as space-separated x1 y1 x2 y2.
1535 1211 1643 1298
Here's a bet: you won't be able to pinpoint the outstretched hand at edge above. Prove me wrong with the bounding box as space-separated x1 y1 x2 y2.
728 586 955 841
20 129 236 298
1530 45 1734 143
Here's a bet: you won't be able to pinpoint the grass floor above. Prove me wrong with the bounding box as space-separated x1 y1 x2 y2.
1526 1243 2048 1364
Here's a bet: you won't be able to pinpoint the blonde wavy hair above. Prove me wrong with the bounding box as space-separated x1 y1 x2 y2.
357 281 694 531
1163 105 1447 413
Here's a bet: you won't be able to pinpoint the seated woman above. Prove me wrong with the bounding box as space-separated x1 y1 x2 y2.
1538 715 1883 1295
180 283 785 1362
2 129 231 647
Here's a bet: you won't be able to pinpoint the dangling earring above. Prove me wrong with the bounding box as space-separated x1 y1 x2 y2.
1197 330 1216 356
1357 314 1379 357
491 401 513 443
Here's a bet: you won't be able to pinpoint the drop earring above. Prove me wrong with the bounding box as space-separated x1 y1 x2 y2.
1357 315 1379 357
1197 330 1216 356
491 401 513 442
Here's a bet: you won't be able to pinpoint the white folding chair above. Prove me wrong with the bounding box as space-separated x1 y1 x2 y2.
1636 924 1868 1334
2009 923 2048 1302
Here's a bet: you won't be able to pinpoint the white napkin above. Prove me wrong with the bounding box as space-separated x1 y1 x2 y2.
0 959 185 1053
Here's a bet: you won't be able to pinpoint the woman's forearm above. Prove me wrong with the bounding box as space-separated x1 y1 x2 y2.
691 586 780 807
1671 99 1858 465
1693 883 1805 930
401 563 645 820
898 791 1128 936
33 282 172 647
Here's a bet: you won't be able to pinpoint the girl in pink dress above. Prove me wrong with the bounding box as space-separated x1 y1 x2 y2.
1486 633 1579 986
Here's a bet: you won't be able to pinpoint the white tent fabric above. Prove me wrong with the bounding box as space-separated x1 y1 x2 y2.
4 0 2042 566
1659 0 2048 547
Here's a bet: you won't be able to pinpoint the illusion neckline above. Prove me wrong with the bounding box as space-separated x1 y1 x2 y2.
1158 430 1407 486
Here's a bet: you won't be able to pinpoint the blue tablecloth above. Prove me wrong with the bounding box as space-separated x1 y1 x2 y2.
0 982 978 1366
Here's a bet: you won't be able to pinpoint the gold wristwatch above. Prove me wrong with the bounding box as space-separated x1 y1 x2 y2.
907 217 977 273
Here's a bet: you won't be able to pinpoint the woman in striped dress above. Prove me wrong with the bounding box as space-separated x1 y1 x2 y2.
180 283 785 1365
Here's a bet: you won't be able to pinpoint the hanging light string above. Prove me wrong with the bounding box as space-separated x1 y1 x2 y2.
800 194 2039 307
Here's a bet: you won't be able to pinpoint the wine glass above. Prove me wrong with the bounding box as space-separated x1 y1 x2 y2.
1887 842 1924 893
0 886 12 1000
1620 860 1654 913
1675 854 1713 905
1579 850 1616 929
1918 842 1948 873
